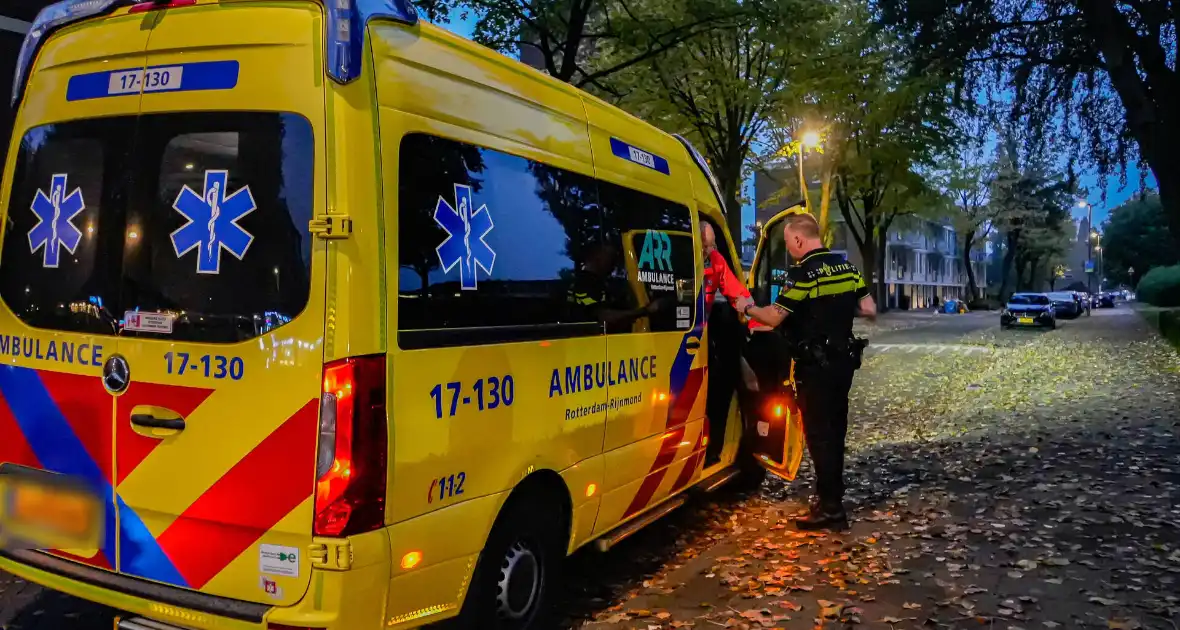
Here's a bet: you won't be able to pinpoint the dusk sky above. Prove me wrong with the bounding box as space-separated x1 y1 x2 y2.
437 14 1157 232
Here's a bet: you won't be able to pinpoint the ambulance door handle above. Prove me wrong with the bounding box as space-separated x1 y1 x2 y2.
131 414 185 431
129 405 186 435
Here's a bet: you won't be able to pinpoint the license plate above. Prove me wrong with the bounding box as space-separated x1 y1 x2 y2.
1018 317 1034 324
3 479 99 547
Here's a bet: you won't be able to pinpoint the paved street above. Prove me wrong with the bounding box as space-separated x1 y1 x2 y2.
2 306 1178 630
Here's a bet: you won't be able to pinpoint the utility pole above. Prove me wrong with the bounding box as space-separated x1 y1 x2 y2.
1079 200 1094 294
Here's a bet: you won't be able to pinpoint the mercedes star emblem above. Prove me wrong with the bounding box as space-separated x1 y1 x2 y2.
103 354 130 394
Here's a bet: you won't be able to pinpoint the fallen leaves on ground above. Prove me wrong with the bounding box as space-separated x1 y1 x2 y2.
565 312 1180 630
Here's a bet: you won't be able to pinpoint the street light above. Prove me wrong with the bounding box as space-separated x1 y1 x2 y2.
796 130 822 214
1079 200 1095 294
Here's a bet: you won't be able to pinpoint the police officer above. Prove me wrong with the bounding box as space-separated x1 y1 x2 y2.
567 242 663 332
742 213 876 531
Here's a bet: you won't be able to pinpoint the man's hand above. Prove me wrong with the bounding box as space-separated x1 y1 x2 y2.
746 303 787 329
857 295 877 321
733 296 754 312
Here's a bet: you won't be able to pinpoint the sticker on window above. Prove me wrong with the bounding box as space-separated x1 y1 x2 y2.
124 311 174 334
434 183 496 290
170 169 256 274
636 229 675 292
29 174 85 268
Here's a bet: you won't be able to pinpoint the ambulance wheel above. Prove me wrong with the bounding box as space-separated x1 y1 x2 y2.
457 494 564 630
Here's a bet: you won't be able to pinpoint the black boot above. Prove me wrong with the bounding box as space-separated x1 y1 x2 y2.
795 502 848 531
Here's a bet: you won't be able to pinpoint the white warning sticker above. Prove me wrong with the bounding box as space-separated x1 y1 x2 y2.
124 311 174 334
259 544 300 577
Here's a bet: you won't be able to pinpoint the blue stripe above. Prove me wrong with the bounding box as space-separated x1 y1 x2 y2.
118 495 187 587
609 137 671 175
66 60 240 102
668 284 707 398
0 366 187 587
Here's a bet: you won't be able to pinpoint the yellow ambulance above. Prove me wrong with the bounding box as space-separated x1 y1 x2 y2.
0 0 804 627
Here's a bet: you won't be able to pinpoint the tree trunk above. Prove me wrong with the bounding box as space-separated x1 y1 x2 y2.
715 160 745 247
962 234 979 301
1075 0 1180 247
875 227 889 311
999 232 1019 301
819 161 834 246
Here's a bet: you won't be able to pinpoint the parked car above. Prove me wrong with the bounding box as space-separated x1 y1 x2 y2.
1001 293 1057 329
1098 293 1116 308
1047 291 1082 319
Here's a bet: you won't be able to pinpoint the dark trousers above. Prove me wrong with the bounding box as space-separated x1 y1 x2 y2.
795 364 855 508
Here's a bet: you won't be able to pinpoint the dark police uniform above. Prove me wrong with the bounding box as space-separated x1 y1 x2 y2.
771 247 868 515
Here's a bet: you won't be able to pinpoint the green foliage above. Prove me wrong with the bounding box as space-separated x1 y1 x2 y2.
874 0 1180 246
418 0 745 87
589 0 834 239
989 139 1074 295
1136 265 1180 308
1101 194 1178 287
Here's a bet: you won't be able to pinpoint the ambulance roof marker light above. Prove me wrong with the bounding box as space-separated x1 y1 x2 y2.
11 0 123 107
325 0 418 85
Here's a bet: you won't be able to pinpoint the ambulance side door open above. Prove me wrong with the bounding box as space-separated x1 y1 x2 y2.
742 206 807 481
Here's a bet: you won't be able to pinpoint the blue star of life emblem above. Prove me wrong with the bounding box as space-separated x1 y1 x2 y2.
170 170 256 274
28 174 85 268
434 184 495 290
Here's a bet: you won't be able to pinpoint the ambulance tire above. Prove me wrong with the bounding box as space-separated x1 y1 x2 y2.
456 493 565 630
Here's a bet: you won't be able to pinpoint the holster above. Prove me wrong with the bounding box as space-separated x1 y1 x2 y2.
792 336 869 371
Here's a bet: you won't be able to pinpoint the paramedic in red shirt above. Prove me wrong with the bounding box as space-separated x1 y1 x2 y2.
702 221 751 309
700 221 753 464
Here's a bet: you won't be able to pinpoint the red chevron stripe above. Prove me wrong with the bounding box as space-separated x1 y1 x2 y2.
622 425 686 519
156 400 318 588
0 393 39 469
667 367 705 430
670 431 705 494
621 366 705 519
115 382 214 486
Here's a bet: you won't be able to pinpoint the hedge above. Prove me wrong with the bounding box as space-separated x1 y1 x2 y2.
1136 265 1180 307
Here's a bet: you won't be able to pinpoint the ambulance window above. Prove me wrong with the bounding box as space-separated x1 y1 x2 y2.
397 133 603 349
599 183 696 333
0 119 131 335
120 112 315 342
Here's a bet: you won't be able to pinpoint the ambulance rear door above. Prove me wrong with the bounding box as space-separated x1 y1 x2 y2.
107 0 328 606
0 5 153 576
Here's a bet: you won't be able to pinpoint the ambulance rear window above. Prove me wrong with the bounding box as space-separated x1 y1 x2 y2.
0 112 315 343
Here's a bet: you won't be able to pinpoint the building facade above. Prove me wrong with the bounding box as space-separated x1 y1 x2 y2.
753 168 990 309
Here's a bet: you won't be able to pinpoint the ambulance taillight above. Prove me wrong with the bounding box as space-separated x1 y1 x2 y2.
314 355 387 537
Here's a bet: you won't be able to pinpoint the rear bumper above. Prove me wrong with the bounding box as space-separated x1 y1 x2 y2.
0 550 266 629
1000 312 1054 326
1 530 392 629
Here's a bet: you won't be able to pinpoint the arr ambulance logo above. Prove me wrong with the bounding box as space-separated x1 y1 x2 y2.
638 229 673 271
29 174 85 268
435 183 495 290
171 170 256 274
